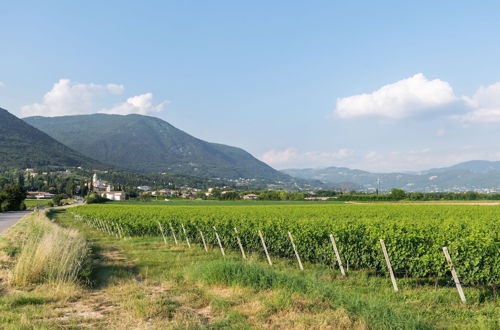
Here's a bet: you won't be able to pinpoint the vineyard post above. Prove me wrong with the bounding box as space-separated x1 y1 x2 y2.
117 224 123 239
213 226 225 256
329 234 346 276
181 224 191 248
157 222 168 245
258 230 272 266
288 232 303 271
169 223 178 246
234 227 247 259
442 247 466 303
379 239 399 292
199 230 208 252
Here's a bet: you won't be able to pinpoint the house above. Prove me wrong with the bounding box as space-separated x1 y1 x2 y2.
137 186 151 191
105 191 126 201
243 193 259 200
27 191 55 199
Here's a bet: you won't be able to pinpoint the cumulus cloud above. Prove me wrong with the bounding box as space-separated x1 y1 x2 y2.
101 93 170 115
335 73 457 119
21 79 169 117
259 148 353 168
459 82 500 123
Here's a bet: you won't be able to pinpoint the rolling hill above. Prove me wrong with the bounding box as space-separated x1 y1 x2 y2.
0 108 102 170
24 114 292 182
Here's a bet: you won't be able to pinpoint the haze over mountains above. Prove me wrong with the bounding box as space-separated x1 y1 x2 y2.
24 113 292 183
282 161 500 192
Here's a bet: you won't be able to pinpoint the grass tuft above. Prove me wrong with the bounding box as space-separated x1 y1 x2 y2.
11 211 90 286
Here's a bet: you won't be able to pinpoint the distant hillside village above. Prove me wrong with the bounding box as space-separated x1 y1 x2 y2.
91 173 125 201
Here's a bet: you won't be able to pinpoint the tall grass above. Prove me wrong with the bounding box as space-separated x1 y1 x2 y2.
195 260 433 330
11 211 90 286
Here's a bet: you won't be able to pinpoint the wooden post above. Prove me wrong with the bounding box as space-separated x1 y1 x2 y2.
157 222 167 245
379 239 399 292
329 234 346 276
442 246 466 303
288 232 304 270
199 230 208 252
213 226 225 256
258 230 272 266
169 223 178 246
234 227 247 259
181 224 191 248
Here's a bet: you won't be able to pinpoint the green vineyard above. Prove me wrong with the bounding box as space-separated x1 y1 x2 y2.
72 203 499 286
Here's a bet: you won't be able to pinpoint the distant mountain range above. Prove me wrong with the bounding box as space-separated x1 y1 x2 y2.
282 161 500 192
3 106 499 192
0 107 101 170
24 113 293 184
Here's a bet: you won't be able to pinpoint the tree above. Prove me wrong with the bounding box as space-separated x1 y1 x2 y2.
52 194 65 206
0 184 27 211
390 188 407 200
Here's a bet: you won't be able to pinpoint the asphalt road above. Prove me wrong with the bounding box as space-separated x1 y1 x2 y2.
0 211 32 233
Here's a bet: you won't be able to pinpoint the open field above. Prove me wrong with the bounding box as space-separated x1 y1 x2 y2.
1 209 498 328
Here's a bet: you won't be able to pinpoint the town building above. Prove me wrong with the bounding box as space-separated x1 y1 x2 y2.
243 193 259 200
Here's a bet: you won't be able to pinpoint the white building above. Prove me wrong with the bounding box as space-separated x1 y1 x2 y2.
105 191 126 201
92 173 125 201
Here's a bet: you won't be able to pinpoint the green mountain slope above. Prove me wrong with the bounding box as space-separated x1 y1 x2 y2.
0 108 102 170
25 114 290 181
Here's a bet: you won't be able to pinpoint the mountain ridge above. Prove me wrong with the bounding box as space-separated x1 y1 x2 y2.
0 107 103 170
24 113 292 183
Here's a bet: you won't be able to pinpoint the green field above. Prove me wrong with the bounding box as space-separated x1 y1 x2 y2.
73 203 499 286
24 199 50 209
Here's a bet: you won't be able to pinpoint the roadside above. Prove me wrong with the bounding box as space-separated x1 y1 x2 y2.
0 210 497 329
0 211 32 233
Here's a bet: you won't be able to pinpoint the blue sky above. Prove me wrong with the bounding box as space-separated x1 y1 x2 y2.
2 1 500 172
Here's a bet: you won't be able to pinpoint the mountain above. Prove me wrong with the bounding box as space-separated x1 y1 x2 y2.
0 108 101 170
282 162 500 192
426 160 500 174
24 114 291 182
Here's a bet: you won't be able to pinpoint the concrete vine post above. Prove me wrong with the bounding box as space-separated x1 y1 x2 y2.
288 231 303 271
329 234 346 276
234 227 247 259
157 221 168 245
213 226 225 256
199 230 208 252
442 246 466 303
379 239 399 292
181 223 191 248
258 230 272 266
169 223 178 246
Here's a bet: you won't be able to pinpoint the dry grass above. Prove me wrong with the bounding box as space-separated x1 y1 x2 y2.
11 211 90 286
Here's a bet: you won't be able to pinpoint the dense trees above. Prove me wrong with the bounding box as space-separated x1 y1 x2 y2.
0 184 27 212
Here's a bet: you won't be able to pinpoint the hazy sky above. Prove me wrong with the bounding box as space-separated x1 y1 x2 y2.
2 1 500 172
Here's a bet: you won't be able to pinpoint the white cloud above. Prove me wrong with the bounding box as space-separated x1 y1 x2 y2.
335 73 457 119
460 82 500 123
101 93 170 115
259 148 353 168
0 81 5 88
21 79 169 117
